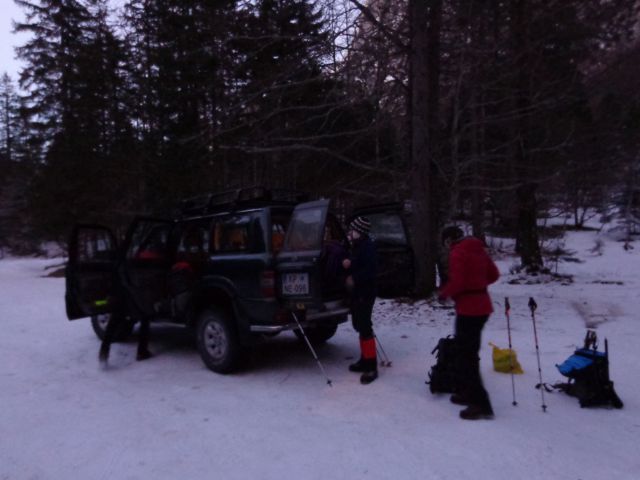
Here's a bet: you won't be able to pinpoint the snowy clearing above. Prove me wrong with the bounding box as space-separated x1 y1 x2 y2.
1 229 639 480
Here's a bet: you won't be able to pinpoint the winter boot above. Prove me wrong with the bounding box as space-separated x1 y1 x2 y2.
349 358 368 372
136 347 153 361
136 318 152 361
450 394 471 406
360 367 378 385
459 405 494 420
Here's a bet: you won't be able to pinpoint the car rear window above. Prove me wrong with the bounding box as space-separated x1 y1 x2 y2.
283 207 324 251
368 213 408 245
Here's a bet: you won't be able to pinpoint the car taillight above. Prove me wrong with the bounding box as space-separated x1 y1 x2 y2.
260 270 275 297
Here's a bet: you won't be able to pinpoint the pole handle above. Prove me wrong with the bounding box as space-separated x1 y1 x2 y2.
528 297 537 312
505 297 511 313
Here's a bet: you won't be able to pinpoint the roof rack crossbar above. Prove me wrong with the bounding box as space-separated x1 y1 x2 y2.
178 186 310 216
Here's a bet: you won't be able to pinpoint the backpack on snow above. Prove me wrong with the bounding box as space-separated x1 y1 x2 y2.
426 336 458 394
554 330 623 409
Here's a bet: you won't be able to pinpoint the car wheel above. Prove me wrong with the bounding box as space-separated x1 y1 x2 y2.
294 323 338 345
91 313 134 341
196 308 243 373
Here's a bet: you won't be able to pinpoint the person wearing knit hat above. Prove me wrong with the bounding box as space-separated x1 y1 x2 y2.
342 216 378 384
349 216 371 236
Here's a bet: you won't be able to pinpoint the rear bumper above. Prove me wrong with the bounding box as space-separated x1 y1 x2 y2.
249 299 349 333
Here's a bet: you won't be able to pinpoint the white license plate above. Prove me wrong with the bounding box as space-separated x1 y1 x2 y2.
282 273 309 296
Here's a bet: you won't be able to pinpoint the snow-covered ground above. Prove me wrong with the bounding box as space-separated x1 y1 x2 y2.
1 229 639 480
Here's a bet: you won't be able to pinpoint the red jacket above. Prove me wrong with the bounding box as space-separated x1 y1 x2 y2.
439 237 500 316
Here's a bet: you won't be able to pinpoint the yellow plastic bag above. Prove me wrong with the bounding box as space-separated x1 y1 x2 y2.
489 342 523 374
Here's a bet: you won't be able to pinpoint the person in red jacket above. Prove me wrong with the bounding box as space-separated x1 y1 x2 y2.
439 226 500 420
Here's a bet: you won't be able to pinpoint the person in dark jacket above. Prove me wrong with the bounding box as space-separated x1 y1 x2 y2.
99 264 152 365
342 216 378 384
439 226 500 420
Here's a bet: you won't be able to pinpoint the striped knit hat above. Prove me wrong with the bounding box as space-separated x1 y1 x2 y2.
349 216 371 236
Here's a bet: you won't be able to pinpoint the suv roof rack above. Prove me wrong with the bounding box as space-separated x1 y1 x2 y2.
179 186 310 217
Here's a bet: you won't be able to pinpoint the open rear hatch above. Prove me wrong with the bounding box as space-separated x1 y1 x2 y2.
350 203 415 297
275 199 348 319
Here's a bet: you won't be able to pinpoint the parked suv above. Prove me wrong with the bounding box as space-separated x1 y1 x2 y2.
65 187 414 373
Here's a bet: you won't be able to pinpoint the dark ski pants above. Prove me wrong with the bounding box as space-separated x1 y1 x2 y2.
455 314 493 412
102 312 150 354
351 296 375 339
101 282 151 357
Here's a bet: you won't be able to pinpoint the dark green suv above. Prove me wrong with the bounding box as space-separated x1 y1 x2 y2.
65 188 414 373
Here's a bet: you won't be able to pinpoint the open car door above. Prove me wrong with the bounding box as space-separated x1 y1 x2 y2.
350 203 414 297
276 199 345 307
121 217 175 315
65 225 118 320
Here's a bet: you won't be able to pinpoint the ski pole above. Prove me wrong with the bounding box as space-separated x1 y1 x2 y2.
291 312 333 386
374 334 392 367
505 298 517 406
528 297 547 412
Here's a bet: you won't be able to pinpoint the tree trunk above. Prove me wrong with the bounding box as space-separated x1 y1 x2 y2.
470 91 484 240
409 0 440 296
511 0 543 271
516 183 543 271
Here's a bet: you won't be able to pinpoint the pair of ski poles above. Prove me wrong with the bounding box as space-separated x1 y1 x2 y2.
505 296 547 412
291 312 392 387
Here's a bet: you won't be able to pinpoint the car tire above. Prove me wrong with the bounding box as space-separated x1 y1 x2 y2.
91 313 134 342
293 323 338 345
196 308 243 373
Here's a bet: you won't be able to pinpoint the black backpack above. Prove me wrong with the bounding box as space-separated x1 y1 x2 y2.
555 330 623 409
426 336 458 394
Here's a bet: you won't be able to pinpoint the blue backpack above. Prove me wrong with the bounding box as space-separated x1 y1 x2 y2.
555 331 623 409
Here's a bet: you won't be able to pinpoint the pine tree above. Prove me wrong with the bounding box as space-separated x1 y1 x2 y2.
15 0 136 236
228 0 344 188
0 73 20 162
121 0 238 206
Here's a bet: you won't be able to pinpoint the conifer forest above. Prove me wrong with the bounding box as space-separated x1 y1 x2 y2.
1 0 639 294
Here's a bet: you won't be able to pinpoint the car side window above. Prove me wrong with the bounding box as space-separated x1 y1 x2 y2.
177 223 210 261
127 222 171 261
211 213 264 254
77 229 115 263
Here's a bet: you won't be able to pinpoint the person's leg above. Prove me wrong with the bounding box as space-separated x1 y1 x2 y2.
349 298 377 383
455 315 492 415
453 315 471 399
349 299 366 371
356 297 377 384
136 316 152 360
99 312 122 362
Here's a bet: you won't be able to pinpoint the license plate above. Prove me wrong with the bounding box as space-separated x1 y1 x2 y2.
282 273 309 295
